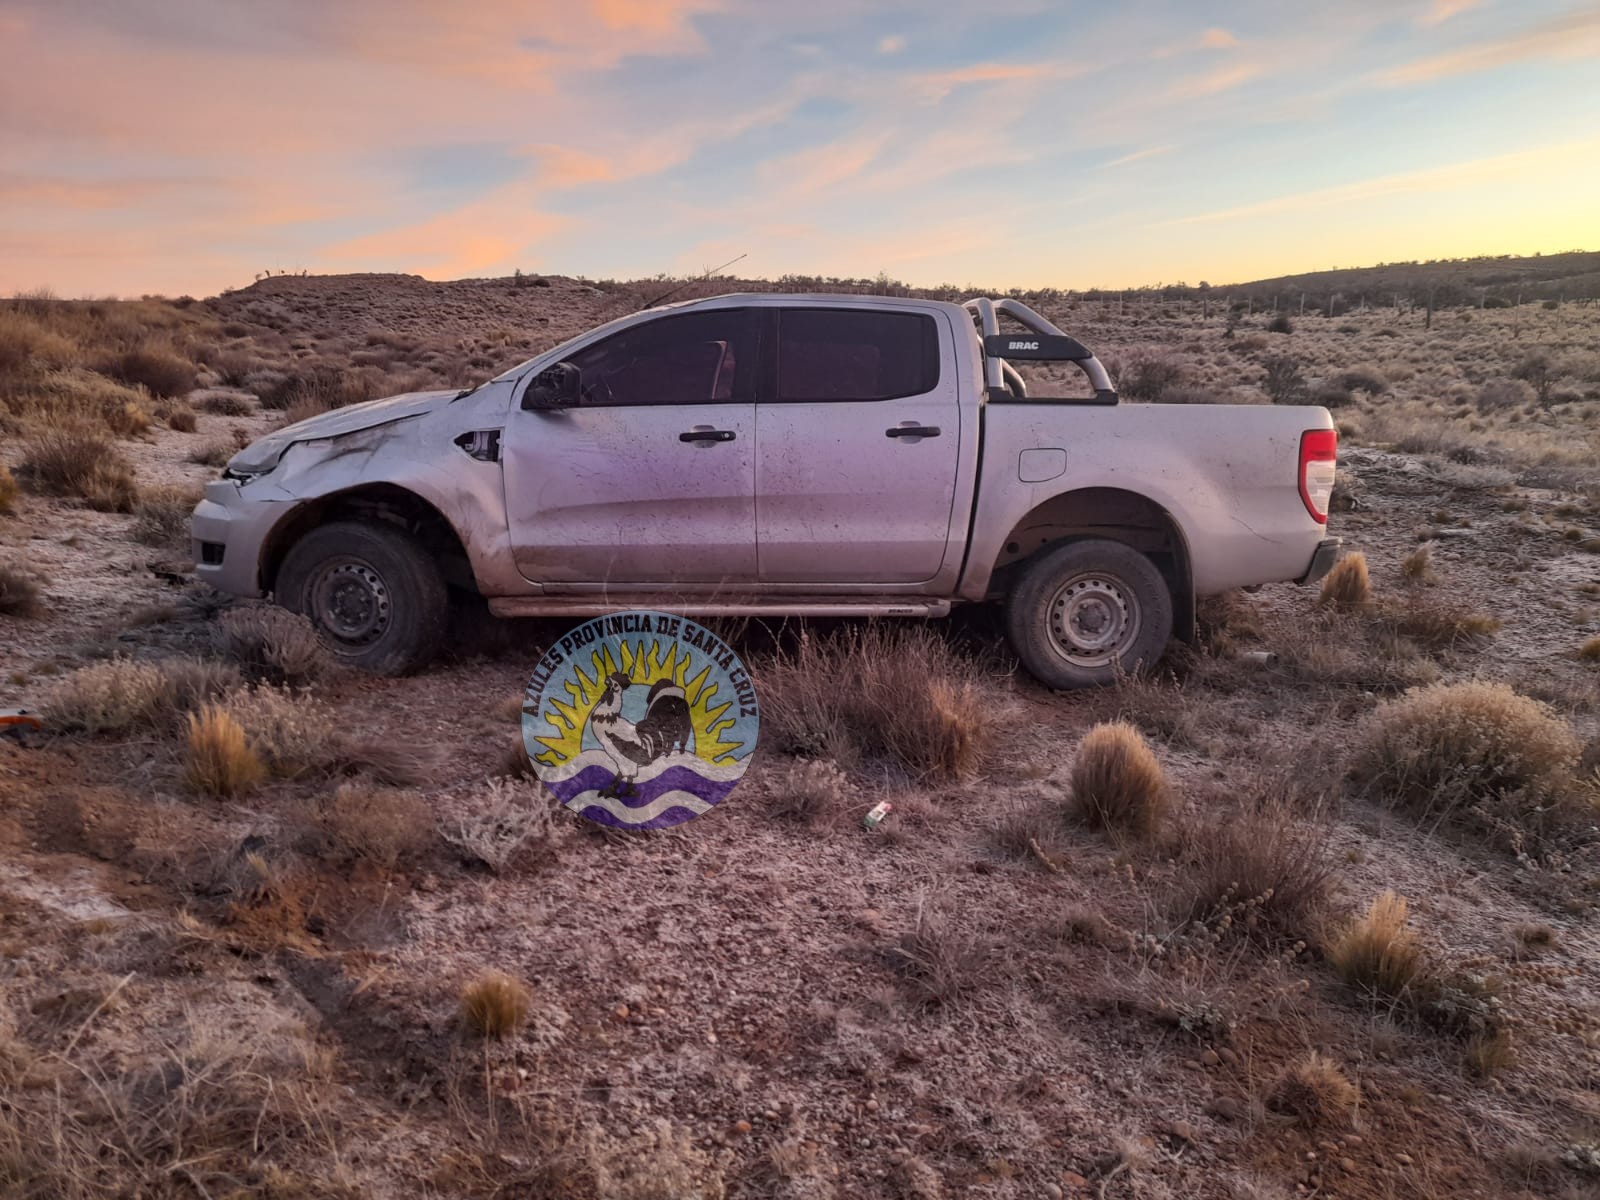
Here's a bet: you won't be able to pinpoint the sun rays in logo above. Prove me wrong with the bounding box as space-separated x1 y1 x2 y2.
527 637 745 768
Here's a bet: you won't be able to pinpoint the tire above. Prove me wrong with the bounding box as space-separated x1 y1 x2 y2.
275 520 448 676
1004 538 1173 690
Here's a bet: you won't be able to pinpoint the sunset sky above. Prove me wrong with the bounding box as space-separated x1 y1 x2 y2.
2 0 1598 297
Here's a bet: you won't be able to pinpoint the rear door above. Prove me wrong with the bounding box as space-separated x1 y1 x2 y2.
502 307 761 586
755 307 960 583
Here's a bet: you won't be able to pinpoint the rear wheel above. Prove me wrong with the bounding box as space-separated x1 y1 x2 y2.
1005 538 1172 689
275 520 448 676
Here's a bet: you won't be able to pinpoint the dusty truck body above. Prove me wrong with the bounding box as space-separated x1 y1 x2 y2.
191 294 1340 687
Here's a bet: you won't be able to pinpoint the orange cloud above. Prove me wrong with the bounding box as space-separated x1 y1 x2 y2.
1200 28 1240 48
1165 63 1261 99
912 61 1056 102
1383 8 1600 83
1418 0 1483 27
322 184 572 277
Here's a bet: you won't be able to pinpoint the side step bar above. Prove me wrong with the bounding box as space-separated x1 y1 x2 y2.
487 595 953 619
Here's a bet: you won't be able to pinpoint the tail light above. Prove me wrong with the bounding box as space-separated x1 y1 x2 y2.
1299 429 1338 524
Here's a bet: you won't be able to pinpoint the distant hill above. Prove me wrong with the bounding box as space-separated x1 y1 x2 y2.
1211 250 1600 309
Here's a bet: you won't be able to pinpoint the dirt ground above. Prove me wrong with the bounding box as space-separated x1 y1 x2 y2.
2 276 1599 1199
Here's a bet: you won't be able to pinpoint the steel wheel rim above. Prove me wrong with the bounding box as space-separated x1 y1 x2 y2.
1046 572 1141 668
309 559 391 647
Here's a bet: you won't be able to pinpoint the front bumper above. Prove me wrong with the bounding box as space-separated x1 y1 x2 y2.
191 479 288 598
1295 537 1342 585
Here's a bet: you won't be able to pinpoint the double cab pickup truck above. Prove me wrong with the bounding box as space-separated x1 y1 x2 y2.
192 294 1340 688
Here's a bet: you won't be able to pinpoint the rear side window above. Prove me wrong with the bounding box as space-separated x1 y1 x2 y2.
776 309 939 402
567 309 759 407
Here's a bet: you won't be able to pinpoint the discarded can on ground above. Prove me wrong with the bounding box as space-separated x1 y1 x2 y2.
863 801 894 830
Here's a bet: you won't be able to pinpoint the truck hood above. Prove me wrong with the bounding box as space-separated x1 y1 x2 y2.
227 389 457 476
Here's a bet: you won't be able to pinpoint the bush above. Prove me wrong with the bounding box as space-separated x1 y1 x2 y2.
1120 355 1185 402
165 404 197 432
1475 380 1532 413
885 904 988 1009
196 391 253 416
217 685 336 778
184 706 266 797
131 484 200 547
0 464 16 514
1349 681 1581 836
1580 637 1600 663
1318 551 1371 609
1069 721 1170 839
292 782 433 869
759 625 1005 780
460 970 530 1037
1267 313 1293 334
1327 891 1426 997
1311 383 1354 409
442 778 554 872
19 426 138 511
6 368 153 437
216 606 327 686
258 366 377 412
44 657 238 734
101 347 197 399
0 563 43 617
1262 356 1306 404
1334 366 1389 395
1267 1054 1359 1127
770 758 851 824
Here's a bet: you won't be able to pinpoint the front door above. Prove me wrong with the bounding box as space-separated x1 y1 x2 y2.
755 307 961 584
503 307 761 587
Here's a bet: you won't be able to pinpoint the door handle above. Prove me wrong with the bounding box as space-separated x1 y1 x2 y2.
886 425 941 439
679 428 736 444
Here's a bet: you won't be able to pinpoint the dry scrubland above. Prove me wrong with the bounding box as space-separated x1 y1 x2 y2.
1 270 1599 1199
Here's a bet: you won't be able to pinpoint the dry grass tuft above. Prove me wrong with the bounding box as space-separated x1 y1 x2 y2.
292 781 434 869
759 624 1006 780
1319 551 1372 609
885 902 988 1010
0 464 17 514
1579 636 1600 662
460 970 531 1037
101 346 197 398
217 605 328 686
165 403 197 432
216 685 336 777
1267 1053 1359 1127
1326 891 1426 998
1349 680 1582 840
184 705 266 798
44 656 238 735
1399 543 1438 584
19 425 138 511
1465 1028 1516 1079
1069 721 1171 839
442 778 555 872
770 758 852 824
0 562 43 617
1171 793 1335 942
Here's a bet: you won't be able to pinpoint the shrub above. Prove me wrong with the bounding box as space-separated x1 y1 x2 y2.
19 426 138 511
759 625 1004 780
1349 681 1581 836
101 346 196 399
131 484 200 547
1399 544 1437 584
165 404 197 432
0 464 16 513
1475 380 1532 413
1579 637 1600 662
0 563 43 617
1327 891 1426 997
442 778 554 872
884 903 987 1009
1318 551 1371 609
1334 366 1389 395
6 368 153 436
1069 721 1170 839
1377 594 1500 650
1120 355 1186 402
216 606 327 686
1311 383 1354 409
1170 795 1334 942
184 706 266 797
259 366 377 412
196 391 253 416
460 970 530 1037
292 782 433 869
45 659 172 733
217 685 335 778
1267 1054 1359 1127
189 439 235 467
1262 356 1306 404
1267 313 1293 334
770 758 851 824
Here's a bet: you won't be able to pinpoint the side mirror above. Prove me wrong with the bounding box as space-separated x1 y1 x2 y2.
523 362 580 410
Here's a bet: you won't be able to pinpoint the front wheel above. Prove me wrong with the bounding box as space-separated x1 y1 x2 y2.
1004 539 1173 689
275 520 449 676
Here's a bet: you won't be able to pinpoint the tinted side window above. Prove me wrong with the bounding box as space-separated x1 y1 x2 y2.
776 310 939 402
568 309 758 406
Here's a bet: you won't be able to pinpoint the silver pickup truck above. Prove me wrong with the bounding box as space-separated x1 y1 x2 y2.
192 295 1340 688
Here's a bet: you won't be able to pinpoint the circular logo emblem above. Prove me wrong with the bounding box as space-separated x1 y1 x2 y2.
521 611 759 829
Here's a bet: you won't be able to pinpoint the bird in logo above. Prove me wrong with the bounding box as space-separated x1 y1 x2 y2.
587 672 694 798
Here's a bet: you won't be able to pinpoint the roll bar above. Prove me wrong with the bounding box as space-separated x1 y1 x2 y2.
962 296 1118 404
